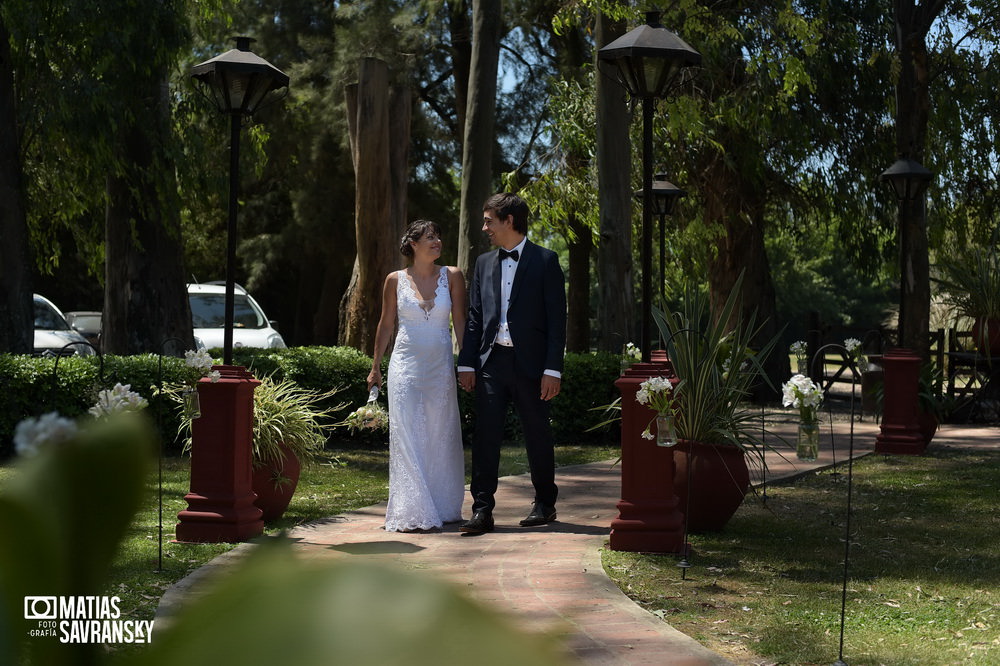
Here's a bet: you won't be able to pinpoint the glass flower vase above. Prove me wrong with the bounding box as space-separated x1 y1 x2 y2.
655 413 677 448
183 388 201 420
796 421 819 461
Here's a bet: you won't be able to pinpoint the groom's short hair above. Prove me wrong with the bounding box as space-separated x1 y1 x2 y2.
484 193 529 235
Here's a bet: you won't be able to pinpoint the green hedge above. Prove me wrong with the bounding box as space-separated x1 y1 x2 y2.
0 353 204 458
0 347 622 459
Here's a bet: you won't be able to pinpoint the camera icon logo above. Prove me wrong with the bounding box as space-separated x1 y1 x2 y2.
24 596 58 620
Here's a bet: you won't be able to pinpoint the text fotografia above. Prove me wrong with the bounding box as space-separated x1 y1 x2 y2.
24 596 154 644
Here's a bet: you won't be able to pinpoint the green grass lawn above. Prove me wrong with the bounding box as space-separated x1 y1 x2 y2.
603 446 1000 665
0 440 619 632
6 433 997 665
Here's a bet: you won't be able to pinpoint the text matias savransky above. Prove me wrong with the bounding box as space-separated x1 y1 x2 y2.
24 595 154 644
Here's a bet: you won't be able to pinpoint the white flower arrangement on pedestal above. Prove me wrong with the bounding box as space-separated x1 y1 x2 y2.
635 376 677 447
184 349 221 385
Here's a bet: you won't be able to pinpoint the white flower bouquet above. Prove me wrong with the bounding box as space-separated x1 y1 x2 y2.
781 373 823 424
790 340 808 374
14 412 80 457
184 349 221 386
844 337 866 377
89 383 148 419
635 376 677 445
342 386 388 433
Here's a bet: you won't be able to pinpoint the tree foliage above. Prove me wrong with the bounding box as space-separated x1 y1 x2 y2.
6 0 1000 359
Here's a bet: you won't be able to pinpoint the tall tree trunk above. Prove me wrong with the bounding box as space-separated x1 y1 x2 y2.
448 0 472 151
0 18 33 354
456 0 501 275
595 11 634 353
339 58 394 354
703 155 786 400
892 0 944 360
389 84 411 261
103 76 193 356
566 213 591 352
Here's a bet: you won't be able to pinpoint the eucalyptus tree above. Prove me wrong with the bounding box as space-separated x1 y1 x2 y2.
533 1 635 354
885 0 1000 358
178 0 446 348
455 0 502 275
770 0 1000 359
102 0 196 355
498 0 602 352
1 0 208 355
593 8 634 354
0 13 31 353
175 1 360 346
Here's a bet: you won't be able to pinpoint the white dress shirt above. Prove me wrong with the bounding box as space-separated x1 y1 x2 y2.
494 237 525 347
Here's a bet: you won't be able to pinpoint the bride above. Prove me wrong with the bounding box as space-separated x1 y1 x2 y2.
368 220 467 531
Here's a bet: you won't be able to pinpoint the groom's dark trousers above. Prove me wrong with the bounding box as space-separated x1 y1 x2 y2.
459 240 566 514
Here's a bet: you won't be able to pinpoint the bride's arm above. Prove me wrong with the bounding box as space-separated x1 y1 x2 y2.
368 272 398 390
447 266 467 350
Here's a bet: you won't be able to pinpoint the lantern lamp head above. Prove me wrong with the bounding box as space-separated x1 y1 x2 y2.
192 36 289 116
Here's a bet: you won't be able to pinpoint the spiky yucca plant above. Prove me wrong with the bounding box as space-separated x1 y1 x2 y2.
934 245 1000 322
653 275 779 472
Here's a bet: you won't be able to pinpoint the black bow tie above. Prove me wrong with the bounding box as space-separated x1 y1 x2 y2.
499 248 519 262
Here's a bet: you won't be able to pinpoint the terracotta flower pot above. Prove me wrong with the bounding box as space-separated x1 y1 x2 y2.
252 444 301 522
972 317 1000 356
672 440 750 533
917 411 939 445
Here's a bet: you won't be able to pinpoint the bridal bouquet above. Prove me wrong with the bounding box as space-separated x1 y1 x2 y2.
342 386 389 433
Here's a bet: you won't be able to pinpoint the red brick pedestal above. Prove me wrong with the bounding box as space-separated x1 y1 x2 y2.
610 355 685 553
175 365 264 542
875 348 926 455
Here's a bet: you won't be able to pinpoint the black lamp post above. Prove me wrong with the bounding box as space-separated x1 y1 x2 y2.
879 156 932 347
192 37 289 365
635 173 686 300
599 12 700 361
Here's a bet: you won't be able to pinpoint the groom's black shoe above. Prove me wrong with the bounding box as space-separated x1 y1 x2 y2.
459 510 494 534
519 503 557 527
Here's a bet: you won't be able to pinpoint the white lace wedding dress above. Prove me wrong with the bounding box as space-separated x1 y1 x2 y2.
384 266 465 531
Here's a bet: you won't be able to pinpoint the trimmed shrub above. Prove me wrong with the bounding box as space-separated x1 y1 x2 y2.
0 347 622 458
0 353 194 458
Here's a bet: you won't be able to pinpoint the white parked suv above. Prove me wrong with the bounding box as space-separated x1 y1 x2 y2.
33 294 96 356
188 282 287 350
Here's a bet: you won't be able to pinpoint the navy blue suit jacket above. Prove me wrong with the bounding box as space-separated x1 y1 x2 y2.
459 240 567 378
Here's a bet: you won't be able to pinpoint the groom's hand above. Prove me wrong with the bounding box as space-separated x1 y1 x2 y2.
540 375 561 401
458 370 476 392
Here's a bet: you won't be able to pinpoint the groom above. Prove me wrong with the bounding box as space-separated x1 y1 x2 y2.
457 192 567 534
